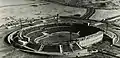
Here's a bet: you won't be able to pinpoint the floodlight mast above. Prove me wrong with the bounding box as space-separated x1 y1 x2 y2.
70 18 73 42
19 18 22 29
54 14 59 27
101 19 108 33
56 14 59 24
106 22 108 33
41 17 46 30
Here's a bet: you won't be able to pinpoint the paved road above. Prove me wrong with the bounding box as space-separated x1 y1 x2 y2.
101 15 120 47
81 7 95 20
60 7 95 20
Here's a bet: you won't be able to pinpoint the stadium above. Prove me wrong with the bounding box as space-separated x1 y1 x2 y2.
6 19 104 57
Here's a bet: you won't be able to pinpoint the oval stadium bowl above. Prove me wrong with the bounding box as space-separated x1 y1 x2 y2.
6 21 103 57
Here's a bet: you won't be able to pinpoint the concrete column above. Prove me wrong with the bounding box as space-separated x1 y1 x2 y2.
38 44 44 51
59 45 63 53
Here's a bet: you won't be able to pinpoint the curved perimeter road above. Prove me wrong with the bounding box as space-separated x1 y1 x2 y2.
101 15 120 47
92 20 120 47
80 7 95 20
60 7 95 20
